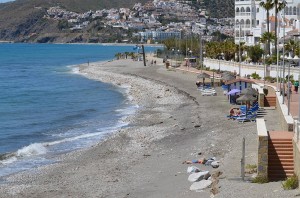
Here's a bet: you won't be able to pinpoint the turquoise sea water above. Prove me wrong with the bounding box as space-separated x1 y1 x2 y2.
0 43 160 179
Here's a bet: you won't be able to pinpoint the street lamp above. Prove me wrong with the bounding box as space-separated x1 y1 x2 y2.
283 53 299 115
236 21 242 77
280 55 284 95
177 49 180 67
218 52 224 72
172 48 175 66
264 54 270 86
201 51 206 72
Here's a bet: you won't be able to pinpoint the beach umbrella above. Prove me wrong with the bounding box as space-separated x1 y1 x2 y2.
236 94 257 116
241 87 258 96
197 72 211 84
236 94 257 102
221 73 236 81
227 89 241 95
197 72 210 79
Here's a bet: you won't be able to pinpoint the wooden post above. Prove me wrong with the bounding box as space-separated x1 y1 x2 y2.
241 137 245 180
142 45 146 66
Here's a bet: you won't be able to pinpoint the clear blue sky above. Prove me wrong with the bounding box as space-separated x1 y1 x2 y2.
0 0 14 2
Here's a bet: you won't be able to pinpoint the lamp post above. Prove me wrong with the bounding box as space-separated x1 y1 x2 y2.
202 51 206 72
171 48 174 66
218 52 224 72
280 55 284 95
264 54 270 86
177 49 180 67
238 22 242 77
282 7 286 104
284 54 300 115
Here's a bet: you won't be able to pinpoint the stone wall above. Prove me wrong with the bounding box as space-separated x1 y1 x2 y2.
293 122 300 178
276 92 294 131
257 119 268 177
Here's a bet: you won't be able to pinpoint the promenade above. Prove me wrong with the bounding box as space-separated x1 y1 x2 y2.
175 63 300 120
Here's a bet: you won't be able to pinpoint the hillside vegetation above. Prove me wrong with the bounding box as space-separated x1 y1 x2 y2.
202 0 234 18
0 0 234 43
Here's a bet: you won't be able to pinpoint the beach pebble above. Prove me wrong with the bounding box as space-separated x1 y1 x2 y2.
190 180 212 191
188 171 210 182
194 125 201 128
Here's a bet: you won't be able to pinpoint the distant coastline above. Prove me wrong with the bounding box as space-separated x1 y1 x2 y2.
0 42 164 48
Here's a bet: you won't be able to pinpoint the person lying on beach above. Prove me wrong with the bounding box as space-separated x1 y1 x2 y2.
228 108 241 119
182 159 204 164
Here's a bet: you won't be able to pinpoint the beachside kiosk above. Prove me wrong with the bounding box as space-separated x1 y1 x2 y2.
184 57 197 67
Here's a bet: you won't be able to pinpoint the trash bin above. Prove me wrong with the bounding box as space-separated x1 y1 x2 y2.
166 61 170 69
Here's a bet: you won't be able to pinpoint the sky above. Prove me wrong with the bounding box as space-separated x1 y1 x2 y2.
0 0 14 3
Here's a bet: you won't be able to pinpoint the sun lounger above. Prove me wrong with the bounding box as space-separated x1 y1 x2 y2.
201 89 217 96
236 114 257 123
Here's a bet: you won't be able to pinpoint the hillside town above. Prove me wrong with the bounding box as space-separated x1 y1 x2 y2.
44 0 234 43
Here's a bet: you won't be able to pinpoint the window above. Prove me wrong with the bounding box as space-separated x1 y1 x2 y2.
257 8 259 13
257 20 259 25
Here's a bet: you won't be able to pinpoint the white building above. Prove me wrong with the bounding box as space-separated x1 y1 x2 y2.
235 0 300 47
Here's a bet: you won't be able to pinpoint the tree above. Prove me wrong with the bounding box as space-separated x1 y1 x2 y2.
248 45 264 63
57 19 69 30
284 39 299 56
260 32 276 55
260 0 274 55
273 0 286 55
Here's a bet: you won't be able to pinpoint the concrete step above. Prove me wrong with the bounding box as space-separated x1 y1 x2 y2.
268 165 294 170
269 139 293 143
268 150 293 155
269 144 293 148
268 169 294 174
268 147 293 152
269 154 293 159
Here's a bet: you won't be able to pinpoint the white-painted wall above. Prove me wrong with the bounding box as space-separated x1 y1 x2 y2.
204 58 300 80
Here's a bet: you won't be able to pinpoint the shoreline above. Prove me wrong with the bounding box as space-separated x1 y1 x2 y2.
0 58 298 197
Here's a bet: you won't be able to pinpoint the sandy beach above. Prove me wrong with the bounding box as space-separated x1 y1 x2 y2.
0 58 298 198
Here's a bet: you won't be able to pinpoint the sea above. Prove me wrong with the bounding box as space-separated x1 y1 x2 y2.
0 43 161 179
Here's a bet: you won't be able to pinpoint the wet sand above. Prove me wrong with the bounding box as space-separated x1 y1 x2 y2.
0 58 297 198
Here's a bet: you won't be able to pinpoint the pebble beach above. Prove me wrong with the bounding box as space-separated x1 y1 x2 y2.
0 58 298 198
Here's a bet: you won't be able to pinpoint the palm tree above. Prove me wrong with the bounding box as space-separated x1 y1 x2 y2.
284 39 299 56
114 53 122 60
248 45 264 63
274 0 287 54
260 0 274 54
260 32 276 55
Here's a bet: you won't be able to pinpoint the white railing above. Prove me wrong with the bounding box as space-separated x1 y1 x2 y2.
235 12 251 16
204 58 300 80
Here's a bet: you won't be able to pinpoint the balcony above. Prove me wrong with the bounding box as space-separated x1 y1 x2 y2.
235 12 251 16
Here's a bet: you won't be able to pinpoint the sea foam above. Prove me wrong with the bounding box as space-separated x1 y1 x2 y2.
16 143 47 157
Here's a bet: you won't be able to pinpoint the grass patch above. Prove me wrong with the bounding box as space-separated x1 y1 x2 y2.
282 175 299 190
245 164 257 174
252 175 268 184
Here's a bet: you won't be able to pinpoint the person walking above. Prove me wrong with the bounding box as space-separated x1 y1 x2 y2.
294 81 299 94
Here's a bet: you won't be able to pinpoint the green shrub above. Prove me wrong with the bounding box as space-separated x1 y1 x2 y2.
252 175 268 184
282 175 298 190
245 164 257 174
251 72 261 80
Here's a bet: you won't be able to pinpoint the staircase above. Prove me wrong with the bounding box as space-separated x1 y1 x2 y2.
268 131 294 181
